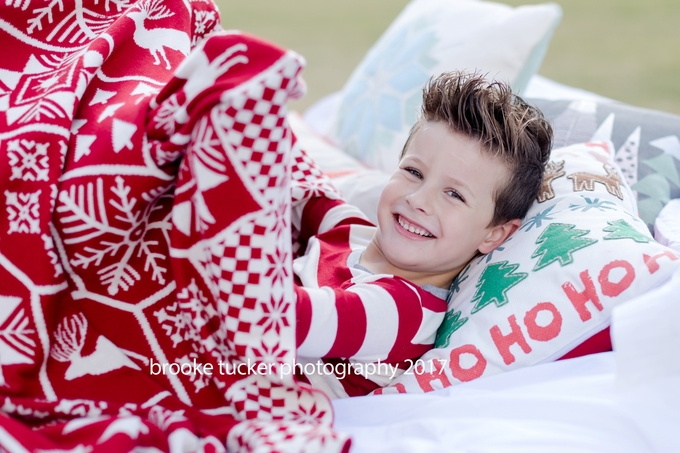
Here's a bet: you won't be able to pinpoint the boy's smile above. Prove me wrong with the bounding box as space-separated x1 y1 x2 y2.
395 214 435 238
360 121 518 289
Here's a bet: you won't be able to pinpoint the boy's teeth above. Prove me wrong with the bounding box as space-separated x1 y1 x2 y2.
398 216 433 237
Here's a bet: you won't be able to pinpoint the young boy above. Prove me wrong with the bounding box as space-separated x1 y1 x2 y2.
293 71 553 398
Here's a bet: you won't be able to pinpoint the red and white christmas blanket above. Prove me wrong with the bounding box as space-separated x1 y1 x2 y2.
0 1 349 451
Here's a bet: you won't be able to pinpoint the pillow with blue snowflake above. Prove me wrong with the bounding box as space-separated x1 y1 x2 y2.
327 0 562 173
378 141 680 395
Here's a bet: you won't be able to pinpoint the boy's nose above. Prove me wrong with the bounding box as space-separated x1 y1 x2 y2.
405 186 433 214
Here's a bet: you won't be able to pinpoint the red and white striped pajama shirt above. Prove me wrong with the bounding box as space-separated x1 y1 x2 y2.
292 197 448 397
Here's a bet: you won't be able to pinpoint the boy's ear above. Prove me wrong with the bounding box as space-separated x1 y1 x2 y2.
478 219 521 255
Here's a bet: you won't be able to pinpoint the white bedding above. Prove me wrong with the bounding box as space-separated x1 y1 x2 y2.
333 268 680 453
333 353 680 453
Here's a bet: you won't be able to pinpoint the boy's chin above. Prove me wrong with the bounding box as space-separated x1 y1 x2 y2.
385 256 437 275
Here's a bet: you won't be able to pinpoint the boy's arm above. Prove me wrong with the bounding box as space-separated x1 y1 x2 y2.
290 132 372 255
294 278 446 363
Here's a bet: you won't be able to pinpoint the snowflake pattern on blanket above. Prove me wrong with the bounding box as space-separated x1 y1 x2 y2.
0 1 348 451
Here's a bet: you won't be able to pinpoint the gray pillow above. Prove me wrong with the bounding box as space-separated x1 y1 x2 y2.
528 98 680 230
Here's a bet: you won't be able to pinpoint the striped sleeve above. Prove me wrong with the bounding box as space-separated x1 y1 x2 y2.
292 198 372 257
295 277 446 363
288 131 372 254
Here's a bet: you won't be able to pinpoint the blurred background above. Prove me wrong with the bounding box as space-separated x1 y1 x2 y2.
216 0 680 115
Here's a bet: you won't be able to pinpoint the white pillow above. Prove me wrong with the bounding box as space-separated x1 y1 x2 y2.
288 111 366 177
289 112 388 224
654 199 680 253
327 0 562 172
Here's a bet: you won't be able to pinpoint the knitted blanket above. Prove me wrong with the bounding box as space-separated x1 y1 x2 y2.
0 1 348 451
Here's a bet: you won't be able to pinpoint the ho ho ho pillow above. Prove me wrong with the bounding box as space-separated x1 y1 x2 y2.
376 140 680 394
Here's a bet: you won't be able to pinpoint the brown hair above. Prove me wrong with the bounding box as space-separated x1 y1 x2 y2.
401 71 553 226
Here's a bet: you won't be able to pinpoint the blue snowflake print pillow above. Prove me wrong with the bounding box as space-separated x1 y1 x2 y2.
378 141 680 394
328 0 562 173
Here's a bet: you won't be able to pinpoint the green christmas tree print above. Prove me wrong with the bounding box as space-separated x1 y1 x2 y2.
602 219 651 243
471 261 528 314
434 310 468 348
532 223 597 271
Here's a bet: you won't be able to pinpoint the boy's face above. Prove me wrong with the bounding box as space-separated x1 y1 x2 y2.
370 121 516 288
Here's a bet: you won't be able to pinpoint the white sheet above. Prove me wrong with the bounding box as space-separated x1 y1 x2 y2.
333 268 680 453
333 353 680 453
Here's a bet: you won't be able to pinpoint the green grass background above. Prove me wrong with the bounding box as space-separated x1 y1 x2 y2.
216 0 680 115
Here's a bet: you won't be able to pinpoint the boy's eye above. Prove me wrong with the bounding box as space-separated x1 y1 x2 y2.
446 189 465 202
403 167 423 179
